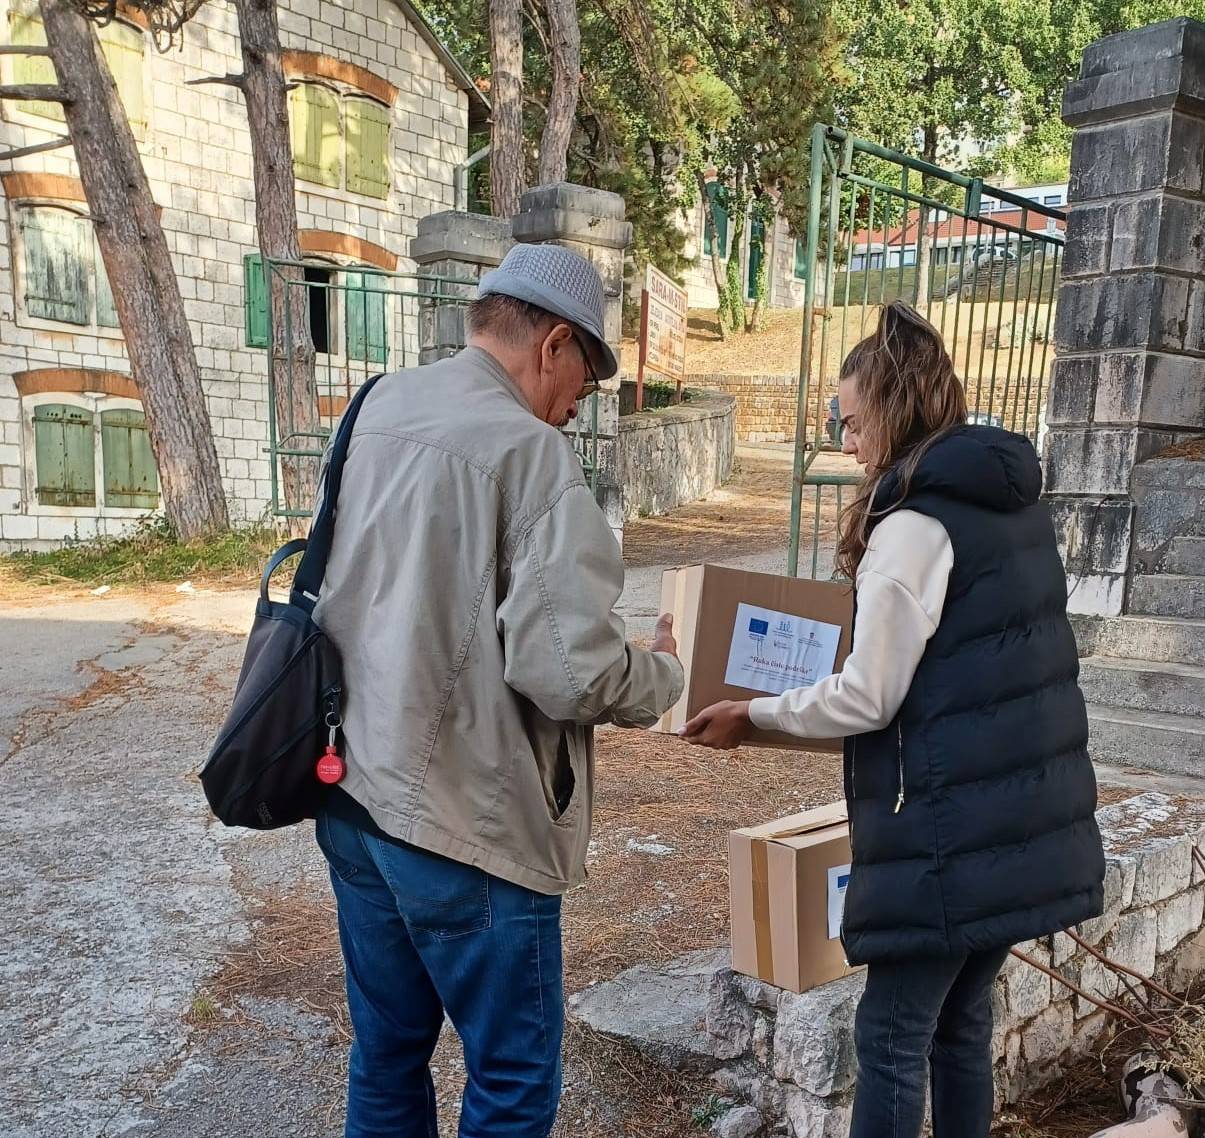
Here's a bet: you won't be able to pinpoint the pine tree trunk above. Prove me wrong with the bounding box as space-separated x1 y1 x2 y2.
232 0 318 521
538 0 579 186
489 0 525 217
36 0 228 539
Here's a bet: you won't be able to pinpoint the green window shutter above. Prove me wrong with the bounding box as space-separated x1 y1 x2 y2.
345 270 388 365
95 236 120 328
99 21 145 136
345 98 390 199
290 83 341 187
34 403 96 507
244 253 269 347
101 408 158 508
22 208 89 325
794 238 807 280
9 12 64 122
703 182 730 259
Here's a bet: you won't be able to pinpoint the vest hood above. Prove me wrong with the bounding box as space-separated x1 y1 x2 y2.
875 425 1042 515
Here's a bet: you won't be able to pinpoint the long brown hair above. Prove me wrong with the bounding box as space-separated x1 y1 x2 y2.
835 301 967 579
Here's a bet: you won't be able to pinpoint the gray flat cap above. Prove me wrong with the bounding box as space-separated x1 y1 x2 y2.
477 243 618 380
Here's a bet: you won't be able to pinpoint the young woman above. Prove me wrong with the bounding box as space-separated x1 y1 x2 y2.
682 301 1105 1138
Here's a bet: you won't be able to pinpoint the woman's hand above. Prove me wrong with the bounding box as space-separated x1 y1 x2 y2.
680 700 754 750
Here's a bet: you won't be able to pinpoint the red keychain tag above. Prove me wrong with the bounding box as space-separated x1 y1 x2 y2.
316 744 345 784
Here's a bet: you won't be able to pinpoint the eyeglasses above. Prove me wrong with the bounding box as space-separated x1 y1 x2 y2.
570 331 600 400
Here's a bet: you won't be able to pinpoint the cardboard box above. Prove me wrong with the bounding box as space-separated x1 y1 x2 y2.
656 564 854 752
729 803 862 993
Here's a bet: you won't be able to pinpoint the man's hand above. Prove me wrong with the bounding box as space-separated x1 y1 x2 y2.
651 613 678 659
680 700 754 750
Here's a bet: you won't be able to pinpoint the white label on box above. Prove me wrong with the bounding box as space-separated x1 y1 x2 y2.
724 602 842 696
827 863 851 940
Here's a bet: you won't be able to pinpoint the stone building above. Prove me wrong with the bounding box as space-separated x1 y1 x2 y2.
0 0 487 547
680 183 808 312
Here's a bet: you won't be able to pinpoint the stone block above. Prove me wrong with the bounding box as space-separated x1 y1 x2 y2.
1064 18 1205 126
567 946 730 1072
1066 117 1173 201
1046 496 1133 578
1109 194 1162 271
1045 356 1099 425
1074 952 1122 1019
1003 943 1052 1023
1044 427 1179 495
1062 204 1110 277
1163 926 1205 990
1156 194 1205 274
1020 1000 1074 1073
1071 858 1127 948
1132 836 1193 906
771 972 865 1096
1068 1009 1112 1060
1054 273 1197 354
705 969 756 1061
782 1088 853 1138
1156 886 1205 954
712 1105 763 1138
1105 907 1159 977
410 211 514 268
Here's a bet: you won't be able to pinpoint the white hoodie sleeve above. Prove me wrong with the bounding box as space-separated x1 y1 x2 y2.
747 510 953 739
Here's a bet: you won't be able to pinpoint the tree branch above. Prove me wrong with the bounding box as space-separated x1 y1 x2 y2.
0 45 52 56
0 136 72 161
185 73 246 91
0 84 69 102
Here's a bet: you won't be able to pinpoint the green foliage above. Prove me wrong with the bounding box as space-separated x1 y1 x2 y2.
414 0 840 320
832 0 1205 185
690 1094 728 1128
5 514 280 585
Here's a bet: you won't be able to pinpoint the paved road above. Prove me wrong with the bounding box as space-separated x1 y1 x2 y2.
0 459 800 1138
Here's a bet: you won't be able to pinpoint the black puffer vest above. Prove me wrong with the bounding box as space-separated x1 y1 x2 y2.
841 425 1105 965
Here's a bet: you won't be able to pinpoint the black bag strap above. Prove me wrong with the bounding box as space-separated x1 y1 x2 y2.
260 538 307 606
290 373 385 611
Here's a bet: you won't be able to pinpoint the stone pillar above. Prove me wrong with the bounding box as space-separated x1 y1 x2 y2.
411 211 513 365
513 183 633 541
1045 18 1205 616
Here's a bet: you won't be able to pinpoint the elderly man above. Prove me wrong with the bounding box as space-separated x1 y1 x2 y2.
313 243 683 1138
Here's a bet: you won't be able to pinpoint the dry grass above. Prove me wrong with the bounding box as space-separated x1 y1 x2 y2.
623 297 1057 438
622 447 845 575
198 726 844 1136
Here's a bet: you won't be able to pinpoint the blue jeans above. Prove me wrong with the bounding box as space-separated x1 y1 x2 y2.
316 810 564 1138
850 947 1010 1138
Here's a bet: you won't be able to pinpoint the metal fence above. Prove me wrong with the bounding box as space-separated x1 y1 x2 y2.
788 125 1066 578
263 258 598 517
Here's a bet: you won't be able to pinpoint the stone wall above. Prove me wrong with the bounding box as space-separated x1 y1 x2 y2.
618 391 735 520
572 791 1205 1137
689 374 822 444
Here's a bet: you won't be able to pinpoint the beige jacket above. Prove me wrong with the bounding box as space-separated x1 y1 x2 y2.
314 347 683 894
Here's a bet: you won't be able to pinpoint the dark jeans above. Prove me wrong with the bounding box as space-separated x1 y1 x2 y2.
316 810 564 1138
850 947 1011 1138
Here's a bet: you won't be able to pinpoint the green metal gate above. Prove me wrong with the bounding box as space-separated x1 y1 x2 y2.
788 125 1065 578
262 257 598 517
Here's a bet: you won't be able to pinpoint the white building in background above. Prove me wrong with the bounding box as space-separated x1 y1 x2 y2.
847 184 1069 272
0 0 487 548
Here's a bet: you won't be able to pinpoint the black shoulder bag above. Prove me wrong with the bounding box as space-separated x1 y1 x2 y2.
200 374 382 829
